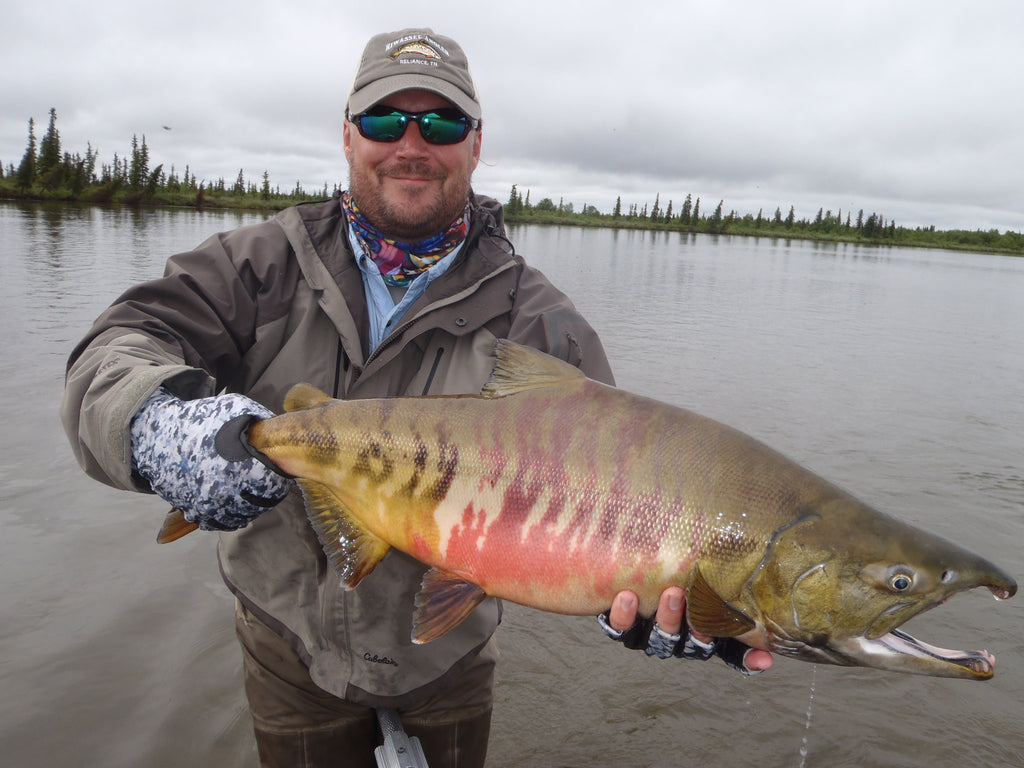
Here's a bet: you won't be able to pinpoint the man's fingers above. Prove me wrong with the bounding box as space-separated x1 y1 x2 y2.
607 588 704 639
606 591 638 632
690 626 713 644
744 648 774 672
601 587 774 673
653 587 684 636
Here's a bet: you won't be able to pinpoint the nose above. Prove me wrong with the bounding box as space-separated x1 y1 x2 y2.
394 121 431 155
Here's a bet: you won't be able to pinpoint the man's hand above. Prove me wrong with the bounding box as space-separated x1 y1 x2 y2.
130 388 291 531
600 587 773 674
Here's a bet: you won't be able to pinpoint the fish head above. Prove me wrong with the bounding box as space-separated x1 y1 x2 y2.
747 498 1017 679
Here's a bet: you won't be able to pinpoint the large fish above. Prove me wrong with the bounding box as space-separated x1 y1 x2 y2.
161 341 1016 679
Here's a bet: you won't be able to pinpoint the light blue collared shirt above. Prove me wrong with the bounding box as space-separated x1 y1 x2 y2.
349 227 464 353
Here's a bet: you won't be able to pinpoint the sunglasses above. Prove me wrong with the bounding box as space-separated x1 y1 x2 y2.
350 106 479 145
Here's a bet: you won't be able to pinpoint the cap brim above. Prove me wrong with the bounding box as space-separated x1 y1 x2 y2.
347 73 481 120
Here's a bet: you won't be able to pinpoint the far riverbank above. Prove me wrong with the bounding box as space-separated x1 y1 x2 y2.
2 183 1021 257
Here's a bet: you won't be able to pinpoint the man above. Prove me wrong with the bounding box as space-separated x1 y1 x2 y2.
62 28 769 768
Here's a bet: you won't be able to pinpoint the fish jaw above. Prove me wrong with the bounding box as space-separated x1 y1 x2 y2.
764 622 997 679
839 628 997 679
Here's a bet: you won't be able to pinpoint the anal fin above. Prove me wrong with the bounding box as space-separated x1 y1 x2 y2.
687 566 756 637
413 568 487 644
298 479 389 589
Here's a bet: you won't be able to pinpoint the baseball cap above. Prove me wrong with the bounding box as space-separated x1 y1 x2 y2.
346 28 481 120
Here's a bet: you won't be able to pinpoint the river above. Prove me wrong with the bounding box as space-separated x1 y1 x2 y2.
1 201 1021 767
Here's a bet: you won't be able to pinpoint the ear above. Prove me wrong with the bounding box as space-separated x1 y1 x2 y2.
343 121 354 163
470 129 482 172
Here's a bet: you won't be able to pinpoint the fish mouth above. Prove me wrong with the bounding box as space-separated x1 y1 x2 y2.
854 627 996 679
769 626 998 680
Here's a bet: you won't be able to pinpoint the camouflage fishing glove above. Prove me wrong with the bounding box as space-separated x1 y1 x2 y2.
597 611 762 675
130 388 290 531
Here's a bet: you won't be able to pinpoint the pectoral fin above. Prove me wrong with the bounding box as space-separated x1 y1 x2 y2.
686 567 756 637
412 568 487 644
299 479 390 589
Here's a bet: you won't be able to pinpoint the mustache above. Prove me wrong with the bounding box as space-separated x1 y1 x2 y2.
379 163 445 180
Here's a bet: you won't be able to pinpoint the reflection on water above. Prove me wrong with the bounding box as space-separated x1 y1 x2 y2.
2 203 1022 768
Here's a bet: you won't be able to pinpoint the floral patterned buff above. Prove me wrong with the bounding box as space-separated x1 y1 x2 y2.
341 191 470 287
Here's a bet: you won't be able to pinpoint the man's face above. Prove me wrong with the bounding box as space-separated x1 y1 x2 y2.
344 89 482 241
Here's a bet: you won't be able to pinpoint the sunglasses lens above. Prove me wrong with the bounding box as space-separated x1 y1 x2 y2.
418 112 469 144
357 111 408 142
355 108 472 145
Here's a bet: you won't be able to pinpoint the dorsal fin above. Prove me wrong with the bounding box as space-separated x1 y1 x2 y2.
284 383 333 412
482 339 586 398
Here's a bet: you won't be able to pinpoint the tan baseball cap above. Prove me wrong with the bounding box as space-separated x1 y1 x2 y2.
346 28 481 120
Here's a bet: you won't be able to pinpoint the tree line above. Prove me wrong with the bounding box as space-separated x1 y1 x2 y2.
2 109 327 208
2 109 1021 255
504 186 1023 255
508 186 895 238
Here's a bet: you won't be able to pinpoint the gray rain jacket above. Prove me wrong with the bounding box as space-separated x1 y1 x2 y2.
61 193 613 707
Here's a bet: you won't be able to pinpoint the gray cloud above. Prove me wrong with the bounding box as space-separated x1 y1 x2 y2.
3 0 1021 232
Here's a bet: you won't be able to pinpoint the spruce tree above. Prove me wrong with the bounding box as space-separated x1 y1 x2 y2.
507 184 518 214
128 135 150 188
16 118 37 190
37 108 62 179
680 194 692 224
709 200 724 231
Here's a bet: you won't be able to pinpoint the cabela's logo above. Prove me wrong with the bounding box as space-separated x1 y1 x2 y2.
364 651 399 666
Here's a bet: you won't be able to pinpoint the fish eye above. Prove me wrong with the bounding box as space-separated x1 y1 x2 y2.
887 568 915 592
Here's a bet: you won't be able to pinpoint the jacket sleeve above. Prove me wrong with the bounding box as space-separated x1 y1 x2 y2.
507 261 615 386
60 222 293 490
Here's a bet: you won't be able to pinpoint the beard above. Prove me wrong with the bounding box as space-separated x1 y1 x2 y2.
348 160 472 242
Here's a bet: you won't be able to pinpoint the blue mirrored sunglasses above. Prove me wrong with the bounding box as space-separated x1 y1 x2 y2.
350 106 479 145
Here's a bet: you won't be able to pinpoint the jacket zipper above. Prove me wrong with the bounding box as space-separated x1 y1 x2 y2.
332 339 346 398
421 346 445 395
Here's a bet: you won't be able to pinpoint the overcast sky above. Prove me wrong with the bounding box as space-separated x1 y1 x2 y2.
3 0 1022 232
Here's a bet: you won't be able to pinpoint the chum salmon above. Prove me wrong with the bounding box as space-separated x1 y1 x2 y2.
162 340 1016 679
